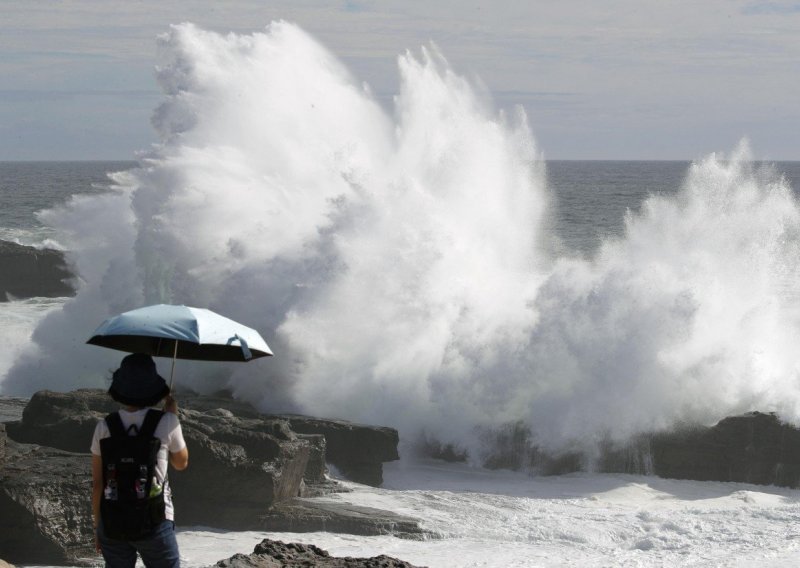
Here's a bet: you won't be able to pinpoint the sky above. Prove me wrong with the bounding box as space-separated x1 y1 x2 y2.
1 0 799 161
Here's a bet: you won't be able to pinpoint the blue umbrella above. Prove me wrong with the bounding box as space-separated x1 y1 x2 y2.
87 304 273 386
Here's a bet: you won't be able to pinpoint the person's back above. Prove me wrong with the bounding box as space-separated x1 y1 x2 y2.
90 353 189 568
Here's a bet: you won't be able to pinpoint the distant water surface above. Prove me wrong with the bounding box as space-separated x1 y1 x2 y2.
0 161 134 246
547 160 800 256
2 160 800 256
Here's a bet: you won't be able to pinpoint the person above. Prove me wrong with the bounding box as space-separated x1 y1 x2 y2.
90 353 189 568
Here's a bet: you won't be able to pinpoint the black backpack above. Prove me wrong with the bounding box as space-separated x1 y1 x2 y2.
99 409 167 540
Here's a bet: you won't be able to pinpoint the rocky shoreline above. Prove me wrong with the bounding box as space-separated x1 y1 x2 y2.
5 390 800 566
0 391 426 566
212 538 422 567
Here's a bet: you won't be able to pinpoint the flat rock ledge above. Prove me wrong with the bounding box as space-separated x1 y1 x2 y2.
259 500 429 540
212 538 422 568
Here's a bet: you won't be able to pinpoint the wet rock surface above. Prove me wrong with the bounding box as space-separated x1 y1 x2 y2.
0 440 95 565
211 538 422 568
0 240 75 300
179 393 400 487
648 411 800 486
258 500 429 539
284 417 399 487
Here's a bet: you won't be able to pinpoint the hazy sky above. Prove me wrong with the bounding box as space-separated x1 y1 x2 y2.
2 0 799 160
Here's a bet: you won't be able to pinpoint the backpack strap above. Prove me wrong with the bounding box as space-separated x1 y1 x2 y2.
139 409 165 439
104 411 127 438
104 409 165 438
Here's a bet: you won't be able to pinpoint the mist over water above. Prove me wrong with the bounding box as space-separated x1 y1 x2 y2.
5 22 800 455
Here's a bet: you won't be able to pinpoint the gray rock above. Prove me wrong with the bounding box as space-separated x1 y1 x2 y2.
174 408 312 528
285 417 399 487
6 389 115 453
211 538 422 568
0 440 95 566
179 392 401 487
259 500 431 540
648 411 800 486
1 389 421 565
300 433 327 484
6 389 314 529
423 412 800 488
0 240 75 301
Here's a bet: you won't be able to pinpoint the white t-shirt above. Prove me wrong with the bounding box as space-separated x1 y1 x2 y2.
91 408 186 521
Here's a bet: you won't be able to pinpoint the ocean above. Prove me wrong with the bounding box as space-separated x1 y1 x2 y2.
6 21 800 566
5 159 800 568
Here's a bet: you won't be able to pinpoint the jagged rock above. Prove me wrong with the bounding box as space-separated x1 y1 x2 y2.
0 559 16 568
172 408 312 528
0 240 75 300
422 412 800 487
1 390 420 565
179 392 401 487
0 440 95 566
285 417 399 486
300 434 327 484
6 389 313 529
180 393 262 419
6 389 116 453
259 500 430 540
211 538 422 568
649 412 800 486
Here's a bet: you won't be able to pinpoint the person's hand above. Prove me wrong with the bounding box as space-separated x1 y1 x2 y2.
164 395 178 414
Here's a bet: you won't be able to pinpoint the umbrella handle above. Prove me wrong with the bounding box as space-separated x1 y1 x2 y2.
169 340 178 390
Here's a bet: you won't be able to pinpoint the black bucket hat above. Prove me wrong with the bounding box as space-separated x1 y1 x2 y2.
108 353 170 407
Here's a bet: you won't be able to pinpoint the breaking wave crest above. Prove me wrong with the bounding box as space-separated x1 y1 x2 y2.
4 22 800 455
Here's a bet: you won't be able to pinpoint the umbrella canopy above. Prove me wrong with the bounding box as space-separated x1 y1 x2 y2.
87 304 273 362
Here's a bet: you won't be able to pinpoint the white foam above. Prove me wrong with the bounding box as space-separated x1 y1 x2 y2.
175 460 800 567
0 298 68 383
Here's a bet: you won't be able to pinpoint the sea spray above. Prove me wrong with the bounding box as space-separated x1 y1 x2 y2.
519 143 800 450
4 23 800 458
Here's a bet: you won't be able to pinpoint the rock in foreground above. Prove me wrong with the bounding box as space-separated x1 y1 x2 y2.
212 539 422 568
0 440 94 565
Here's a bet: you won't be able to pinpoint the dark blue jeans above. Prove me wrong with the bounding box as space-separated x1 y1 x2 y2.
97 519 180 568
